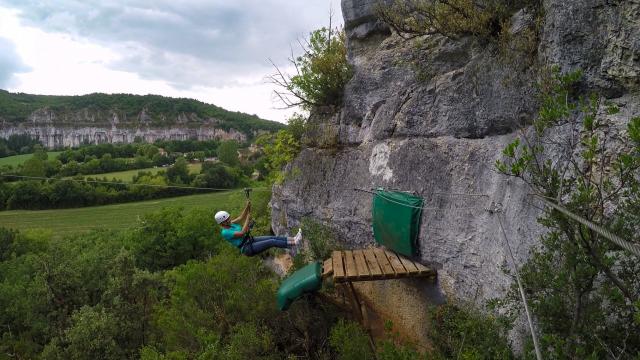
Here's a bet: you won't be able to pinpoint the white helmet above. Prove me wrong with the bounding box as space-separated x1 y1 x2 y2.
215 211 230 224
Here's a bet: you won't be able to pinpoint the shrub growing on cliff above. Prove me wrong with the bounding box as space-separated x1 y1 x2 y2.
300 217 339 261
376 0 541 40
269 26 352 111
257 114 305 184
496 67 640 358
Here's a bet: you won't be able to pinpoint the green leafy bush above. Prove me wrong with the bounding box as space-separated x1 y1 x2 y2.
217 140 239 166
192 162 242 189
270 27 352 111
150 249 278 355
257 114 304 184
127 208 218 271
300 217 339 261
428 304 513 359
496 67 640 357
56 306 124 360
329 319 375 360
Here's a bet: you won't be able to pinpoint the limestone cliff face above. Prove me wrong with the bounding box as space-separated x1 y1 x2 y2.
271 0 639 342
0 108 247 148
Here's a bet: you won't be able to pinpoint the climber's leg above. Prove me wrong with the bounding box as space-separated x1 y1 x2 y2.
241 236 290 256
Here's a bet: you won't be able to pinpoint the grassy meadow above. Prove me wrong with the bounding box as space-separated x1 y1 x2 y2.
0 188 268 236
64 162 202 181
0 151 63 167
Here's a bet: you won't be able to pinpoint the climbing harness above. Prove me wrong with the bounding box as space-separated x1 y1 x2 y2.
238 220 256 254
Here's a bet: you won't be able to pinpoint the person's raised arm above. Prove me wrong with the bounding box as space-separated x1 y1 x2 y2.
231 201 251 223
241 211 251 233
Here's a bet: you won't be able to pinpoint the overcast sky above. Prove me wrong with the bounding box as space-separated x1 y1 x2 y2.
0 0 343 122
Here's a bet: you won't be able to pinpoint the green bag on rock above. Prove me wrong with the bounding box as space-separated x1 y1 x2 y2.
372 189 424 256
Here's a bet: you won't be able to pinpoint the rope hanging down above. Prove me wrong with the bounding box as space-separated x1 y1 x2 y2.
531 194 640 257
494 209 543 360
0 174 272 193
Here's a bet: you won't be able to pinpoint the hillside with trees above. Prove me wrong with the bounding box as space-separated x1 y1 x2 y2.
0 90 284 136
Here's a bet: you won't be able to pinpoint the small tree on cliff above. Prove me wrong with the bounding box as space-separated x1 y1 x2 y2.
495 67 640 358
269 24 352 111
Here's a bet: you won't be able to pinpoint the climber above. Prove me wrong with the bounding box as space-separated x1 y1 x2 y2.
215 201 302 257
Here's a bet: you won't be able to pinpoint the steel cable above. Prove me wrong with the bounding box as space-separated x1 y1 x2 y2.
531 194 640 257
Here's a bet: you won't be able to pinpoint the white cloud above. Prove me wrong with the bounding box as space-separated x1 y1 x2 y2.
0 0 343 87
0 1 343 122
0 5 314 121
0 36 29 87
0 0 341 121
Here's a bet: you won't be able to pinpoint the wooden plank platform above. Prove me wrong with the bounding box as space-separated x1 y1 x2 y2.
330 248 436 283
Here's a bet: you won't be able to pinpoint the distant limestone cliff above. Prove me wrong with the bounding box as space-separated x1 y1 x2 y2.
0 91 284 148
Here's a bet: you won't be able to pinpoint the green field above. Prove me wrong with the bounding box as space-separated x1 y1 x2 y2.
67 162 202 181
0 151 63 167
0 189 265 236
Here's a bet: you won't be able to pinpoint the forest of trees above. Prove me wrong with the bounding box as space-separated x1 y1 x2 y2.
0 134 42 157
0 190 514 359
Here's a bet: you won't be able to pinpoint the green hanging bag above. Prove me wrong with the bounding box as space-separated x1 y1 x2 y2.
372 189 424 256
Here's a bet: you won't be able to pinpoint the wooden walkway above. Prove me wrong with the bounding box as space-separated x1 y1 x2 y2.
322 248 436 283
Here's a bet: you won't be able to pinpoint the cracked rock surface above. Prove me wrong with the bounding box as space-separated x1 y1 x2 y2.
272 0 638 343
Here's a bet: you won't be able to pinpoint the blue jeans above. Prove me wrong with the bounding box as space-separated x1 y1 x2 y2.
241 236 289 256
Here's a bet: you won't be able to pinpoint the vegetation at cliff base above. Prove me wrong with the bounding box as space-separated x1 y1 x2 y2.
0 134 44 158
0 215 516 358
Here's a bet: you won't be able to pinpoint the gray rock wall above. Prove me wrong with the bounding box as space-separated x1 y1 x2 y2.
271 0 639 342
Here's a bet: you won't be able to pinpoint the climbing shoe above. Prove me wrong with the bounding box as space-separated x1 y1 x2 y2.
294 228 302 245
